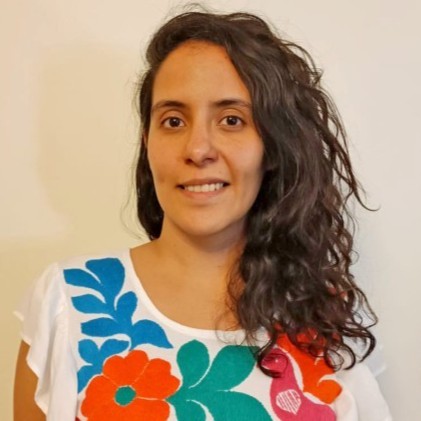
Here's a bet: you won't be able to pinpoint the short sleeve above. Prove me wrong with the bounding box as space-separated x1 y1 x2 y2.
14 263 78 421
335 362 393 421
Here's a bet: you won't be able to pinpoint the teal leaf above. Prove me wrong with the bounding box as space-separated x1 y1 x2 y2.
168 398 206 421
78 364 101 392
64 269 101 292
85 258 124 303
72 294 107 314
82 318 120 337
177 340 210 388
99 339 129 359
196 345 256 391
200 391 271 421
116 291 137 323
169 342 268 421
76 339 129 393
130 319 173 349
79 339 99 364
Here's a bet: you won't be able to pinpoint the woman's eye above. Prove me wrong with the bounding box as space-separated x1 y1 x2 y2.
162 117 184 128
221 116 243 126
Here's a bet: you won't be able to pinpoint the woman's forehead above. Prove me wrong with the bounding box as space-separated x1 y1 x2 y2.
151 41 251 106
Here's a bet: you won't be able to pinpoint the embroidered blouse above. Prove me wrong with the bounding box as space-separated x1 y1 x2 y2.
15 250 392 421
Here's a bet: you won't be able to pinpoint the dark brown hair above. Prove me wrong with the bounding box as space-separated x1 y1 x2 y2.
135 9 377 375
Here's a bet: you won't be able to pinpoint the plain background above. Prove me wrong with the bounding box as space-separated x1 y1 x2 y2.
1 0 420 419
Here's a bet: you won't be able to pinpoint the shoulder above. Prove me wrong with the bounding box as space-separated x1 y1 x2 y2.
335 363 392 421
16 249 133 332
56 248 131 271
35 249 134 291
55 249 135 301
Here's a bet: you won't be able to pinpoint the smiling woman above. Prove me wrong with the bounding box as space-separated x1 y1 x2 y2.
146 41 264 242
14 8 391 421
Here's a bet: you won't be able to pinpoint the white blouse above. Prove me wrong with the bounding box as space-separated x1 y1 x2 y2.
15 250 392 421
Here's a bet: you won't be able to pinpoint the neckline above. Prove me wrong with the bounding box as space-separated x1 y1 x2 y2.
122 248 248 340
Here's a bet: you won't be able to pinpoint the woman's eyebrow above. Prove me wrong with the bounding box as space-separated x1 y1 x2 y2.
151 100 186 114
151 98 252 114
212 98 252 110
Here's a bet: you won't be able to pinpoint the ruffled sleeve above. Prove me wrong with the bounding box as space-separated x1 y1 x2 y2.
14 263 78 421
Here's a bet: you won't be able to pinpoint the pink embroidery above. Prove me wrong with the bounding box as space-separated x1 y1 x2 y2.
263 347 336 420
277 334 342 404
276 389 301 414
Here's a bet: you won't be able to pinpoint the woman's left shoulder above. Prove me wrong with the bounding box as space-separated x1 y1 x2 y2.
334 362 392 421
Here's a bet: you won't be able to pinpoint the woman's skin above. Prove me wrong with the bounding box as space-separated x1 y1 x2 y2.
146 40 264 244
14 341 46 420
131 40 264 330
14 40 264 418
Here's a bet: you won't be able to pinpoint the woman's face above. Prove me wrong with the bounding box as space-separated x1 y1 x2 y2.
146 41 264 242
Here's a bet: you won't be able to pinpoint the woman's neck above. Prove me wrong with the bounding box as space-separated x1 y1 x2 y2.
130 221 245 330
153 219 245 285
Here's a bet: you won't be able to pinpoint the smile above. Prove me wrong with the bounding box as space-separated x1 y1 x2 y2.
182 183 225 193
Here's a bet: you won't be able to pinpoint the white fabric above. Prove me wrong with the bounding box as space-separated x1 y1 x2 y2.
15 250 392 420
336 365 392 421
15 263 78 421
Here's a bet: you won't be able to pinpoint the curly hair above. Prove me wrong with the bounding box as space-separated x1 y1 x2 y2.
135 9 377 376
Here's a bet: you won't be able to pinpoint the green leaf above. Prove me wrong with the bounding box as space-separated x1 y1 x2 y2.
168 398 206 421
171 342 269 421
196 345 256 391
200 391 272 421
177 340 210 388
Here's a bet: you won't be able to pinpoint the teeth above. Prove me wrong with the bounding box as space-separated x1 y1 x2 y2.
185 183 225 193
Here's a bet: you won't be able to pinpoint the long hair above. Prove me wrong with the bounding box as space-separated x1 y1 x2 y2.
135 9 377 375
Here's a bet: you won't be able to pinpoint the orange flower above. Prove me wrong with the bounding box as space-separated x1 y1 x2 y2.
81 350 180 421
277 334 342 404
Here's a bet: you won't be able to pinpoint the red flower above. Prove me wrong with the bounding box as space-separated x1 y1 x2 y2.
81 350 180 420
276 334 342 403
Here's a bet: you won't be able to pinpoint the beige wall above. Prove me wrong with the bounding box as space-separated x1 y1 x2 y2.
2 0 420 419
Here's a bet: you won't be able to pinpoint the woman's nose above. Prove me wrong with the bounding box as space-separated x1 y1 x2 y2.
183 122 218 166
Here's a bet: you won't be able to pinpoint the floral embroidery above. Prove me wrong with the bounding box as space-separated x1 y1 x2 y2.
66 257 341 420
81 350 180 421
263 346 336 420
277 334 342 403
64 258 173 391
168 340 272 420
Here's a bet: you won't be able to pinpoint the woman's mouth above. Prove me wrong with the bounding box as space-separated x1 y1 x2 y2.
182 182 226 193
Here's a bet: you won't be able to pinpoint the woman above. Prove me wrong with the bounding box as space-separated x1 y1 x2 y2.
14 10 391 421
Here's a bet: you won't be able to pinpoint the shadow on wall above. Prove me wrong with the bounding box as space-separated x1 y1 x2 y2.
1 44 146 418
36 44 142 247
6 42 148 321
